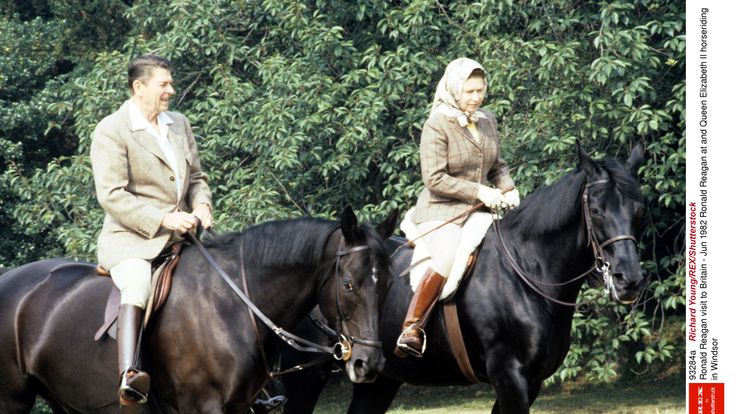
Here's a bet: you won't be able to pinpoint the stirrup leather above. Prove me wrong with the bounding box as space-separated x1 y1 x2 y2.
119 368 149 404
396 324 427 357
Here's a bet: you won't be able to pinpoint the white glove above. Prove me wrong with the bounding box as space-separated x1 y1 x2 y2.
502 188 520 209
477 185 504 208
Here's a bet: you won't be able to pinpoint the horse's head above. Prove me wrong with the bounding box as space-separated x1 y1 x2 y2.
578 142 646 304
318 206 397 383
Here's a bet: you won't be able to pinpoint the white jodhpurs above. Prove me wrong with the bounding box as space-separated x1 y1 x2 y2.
416 221 462 277
110 258 152 309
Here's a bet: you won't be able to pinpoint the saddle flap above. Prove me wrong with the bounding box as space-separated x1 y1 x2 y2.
94 242 184 341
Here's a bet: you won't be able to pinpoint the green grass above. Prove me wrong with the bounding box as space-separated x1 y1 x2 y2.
314 375 684 413
31 373 684 413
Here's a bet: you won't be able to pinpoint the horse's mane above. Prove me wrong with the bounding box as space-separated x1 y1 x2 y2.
203 217 388 270
502 157 642 239
202 218 338 269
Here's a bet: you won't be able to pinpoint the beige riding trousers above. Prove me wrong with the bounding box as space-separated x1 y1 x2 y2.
110 258 152 309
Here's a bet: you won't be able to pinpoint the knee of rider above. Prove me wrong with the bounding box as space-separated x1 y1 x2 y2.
120 282 150 310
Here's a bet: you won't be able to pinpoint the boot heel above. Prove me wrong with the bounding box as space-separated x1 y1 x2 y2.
393 346 408 358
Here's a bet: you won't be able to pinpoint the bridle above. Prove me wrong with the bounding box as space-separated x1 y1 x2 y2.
184 228 382 377
494 179 638 307
318 239 383 363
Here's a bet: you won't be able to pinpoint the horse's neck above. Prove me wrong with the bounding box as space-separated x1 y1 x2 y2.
244 232 340 330
499 212 593 301
246 265 322 330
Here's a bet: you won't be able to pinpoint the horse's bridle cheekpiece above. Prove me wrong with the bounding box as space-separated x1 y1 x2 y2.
581 179 638 303
328 241 382 362
494 179 638 307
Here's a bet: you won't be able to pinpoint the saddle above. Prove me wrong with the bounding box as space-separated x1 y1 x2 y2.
94 242 184 341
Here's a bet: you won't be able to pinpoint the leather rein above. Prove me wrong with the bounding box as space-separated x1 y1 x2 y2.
493 179 638 307
185 228 380 375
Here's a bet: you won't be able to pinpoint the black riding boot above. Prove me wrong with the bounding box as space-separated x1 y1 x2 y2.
117 304 150 405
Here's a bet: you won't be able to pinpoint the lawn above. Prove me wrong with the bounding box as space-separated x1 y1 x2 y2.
313 375 684 413
31 371 684 413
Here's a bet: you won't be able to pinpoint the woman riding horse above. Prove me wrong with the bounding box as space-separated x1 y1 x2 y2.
395 57 520 358
276 142 646 414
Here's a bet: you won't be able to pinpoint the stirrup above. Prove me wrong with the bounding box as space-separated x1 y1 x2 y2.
119 368 149 405
395 325 427 358
254 395 287 412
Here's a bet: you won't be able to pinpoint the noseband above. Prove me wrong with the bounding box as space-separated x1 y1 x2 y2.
494 179 638 307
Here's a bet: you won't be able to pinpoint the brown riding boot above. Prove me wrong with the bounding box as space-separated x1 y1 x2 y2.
117 304 151 405
394 269 447 358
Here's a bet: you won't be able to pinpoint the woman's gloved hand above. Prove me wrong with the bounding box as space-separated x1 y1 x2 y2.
502 188 520 209
477 185 504 208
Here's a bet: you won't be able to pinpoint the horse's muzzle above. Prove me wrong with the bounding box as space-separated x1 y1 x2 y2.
610 271 644 304
345 345 385 383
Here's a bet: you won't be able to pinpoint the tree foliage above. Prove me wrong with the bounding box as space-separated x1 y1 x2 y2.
4 0 683 385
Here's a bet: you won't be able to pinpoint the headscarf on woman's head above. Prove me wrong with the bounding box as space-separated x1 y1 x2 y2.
430 57 488 127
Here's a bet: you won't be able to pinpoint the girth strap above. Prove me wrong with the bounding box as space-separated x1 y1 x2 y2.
443 301 480 384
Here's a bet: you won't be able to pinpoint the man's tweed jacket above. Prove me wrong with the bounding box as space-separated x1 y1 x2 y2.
413 108 515 224
90 100 211 269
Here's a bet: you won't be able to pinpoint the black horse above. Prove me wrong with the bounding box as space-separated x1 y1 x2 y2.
0 207 395 413
277 144 647 414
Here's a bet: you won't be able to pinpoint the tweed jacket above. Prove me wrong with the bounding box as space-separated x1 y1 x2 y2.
90 100 212 269
413 108 515 224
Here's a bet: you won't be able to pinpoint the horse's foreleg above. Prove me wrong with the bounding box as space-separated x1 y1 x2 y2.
0 375 37 414
281 366 331 414
527 381 542 406
347 375 401 414
490 381 540 414
488 360 530 414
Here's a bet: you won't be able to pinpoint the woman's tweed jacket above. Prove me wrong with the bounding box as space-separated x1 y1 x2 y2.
413 108 514 224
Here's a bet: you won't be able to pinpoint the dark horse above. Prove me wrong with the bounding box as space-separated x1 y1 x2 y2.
277 144 647 414
0 207 396 413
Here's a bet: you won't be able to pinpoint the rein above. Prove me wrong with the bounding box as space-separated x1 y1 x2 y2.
185 230 377 370
493 179 638 307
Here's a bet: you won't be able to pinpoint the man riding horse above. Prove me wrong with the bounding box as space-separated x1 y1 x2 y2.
90 54 213 405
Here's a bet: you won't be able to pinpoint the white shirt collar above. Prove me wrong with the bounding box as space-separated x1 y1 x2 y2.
129 99 173 131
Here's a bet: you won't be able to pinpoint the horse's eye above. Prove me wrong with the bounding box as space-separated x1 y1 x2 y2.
343 280 353 291
590 207 602 217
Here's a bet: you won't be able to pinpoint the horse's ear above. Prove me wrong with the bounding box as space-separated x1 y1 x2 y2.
340 205 359 243
576 139 601 177
625 141 645 176
376 209 399 240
